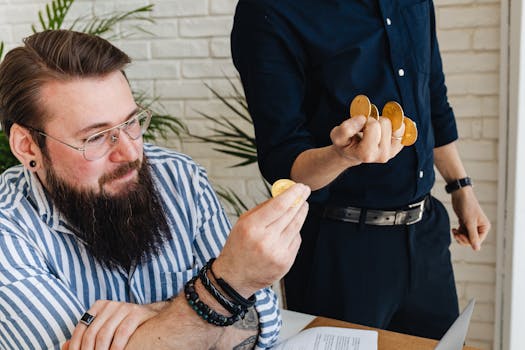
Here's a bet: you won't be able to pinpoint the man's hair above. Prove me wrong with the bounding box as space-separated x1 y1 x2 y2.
0 30 131 142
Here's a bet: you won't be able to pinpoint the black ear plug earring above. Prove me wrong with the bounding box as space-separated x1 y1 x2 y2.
29 160 36 168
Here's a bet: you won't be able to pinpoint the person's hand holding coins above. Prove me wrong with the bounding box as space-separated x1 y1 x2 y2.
329 94 412 166
213 179 310 297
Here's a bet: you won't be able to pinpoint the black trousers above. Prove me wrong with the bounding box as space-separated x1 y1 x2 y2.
284 195 459 340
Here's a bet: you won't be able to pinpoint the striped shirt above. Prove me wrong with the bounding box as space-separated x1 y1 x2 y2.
0 144 280 349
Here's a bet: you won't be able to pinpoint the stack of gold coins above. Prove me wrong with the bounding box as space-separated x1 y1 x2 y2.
349 94 418 146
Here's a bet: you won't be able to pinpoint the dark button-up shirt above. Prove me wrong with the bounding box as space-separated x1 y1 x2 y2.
231 0 458 209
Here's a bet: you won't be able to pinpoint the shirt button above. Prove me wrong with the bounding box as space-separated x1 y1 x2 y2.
419 171 424 178
398 69 405 77
386 18 392 25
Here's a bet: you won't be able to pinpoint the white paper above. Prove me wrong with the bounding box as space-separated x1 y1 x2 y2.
271 326 378 350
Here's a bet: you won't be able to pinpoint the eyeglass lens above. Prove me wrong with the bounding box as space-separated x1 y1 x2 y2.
83 110 150 160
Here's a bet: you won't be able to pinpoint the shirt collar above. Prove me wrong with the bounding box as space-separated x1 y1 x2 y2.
24 167 75 234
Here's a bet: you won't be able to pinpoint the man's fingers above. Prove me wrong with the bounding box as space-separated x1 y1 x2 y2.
275 201 309 243
78 302 115 350
68 303 105 350
92 309 131 350
250 183 310 227
331 115 367 146
110 313 144 350
452 229 470 246
478 223 490 245
285 203 309 244
377 117 393 160
465 222 481 251
359 116 381 148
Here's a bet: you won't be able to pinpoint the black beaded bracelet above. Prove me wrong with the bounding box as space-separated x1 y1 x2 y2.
199 261 246 318
185 275 240 327
208 258 256 309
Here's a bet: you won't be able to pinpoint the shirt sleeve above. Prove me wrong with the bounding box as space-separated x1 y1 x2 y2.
0 222 84 349
192 165 281 347
231 1 314 184
192 164 231 266
428 0 458 147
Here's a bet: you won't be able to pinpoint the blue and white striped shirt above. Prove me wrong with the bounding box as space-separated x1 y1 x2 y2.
0 144 280 349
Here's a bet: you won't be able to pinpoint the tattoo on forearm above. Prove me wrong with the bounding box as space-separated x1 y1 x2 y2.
233 307 258 331
232 335 257 350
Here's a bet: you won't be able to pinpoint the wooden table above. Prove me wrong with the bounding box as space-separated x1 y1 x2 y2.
304 316 480 350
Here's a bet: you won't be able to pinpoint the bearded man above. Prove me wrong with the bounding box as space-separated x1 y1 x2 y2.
0 30 310 350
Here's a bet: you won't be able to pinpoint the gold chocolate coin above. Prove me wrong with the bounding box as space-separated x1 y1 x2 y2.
350 95 371 119
401 117 418 146
271 179 296 198
382 101 404 131
370 104 379 120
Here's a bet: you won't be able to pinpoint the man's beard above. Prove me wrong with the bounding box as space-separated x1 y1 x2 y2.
44 156 170 270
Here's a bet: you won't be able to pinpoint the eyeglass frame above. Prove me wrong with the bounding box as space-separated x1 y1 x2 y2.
21 106 152 161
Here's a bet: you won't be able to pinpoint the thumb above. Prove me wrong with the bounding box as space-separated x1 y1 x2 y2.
466 221 481 251
346 115 368 133
331 115 367 145
62 340 70 350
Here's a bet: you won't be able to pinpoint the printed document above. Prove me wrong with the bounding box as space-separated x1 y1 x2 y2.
272 326 378 350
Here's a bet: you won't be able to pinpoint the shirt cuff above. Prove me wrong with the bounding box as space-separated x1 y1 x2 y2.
254 287 282 349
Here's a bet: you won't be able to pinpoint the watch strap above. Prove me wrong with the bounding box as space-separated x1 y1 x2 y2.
445 177 473 193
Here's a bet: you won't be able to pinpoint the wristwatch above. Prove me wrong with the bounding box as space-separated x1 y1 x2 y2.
445 177 473 193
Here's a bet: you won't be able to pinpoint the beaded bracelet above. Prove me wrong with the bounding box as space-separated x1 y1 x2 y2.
199 261 246 318
185 275 240 327
209 258 256 309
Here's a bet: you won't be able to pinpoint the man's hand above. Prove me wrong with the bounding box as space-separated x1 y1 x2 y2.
451 186 491 251
213 183 311 297
330 115 405 166
63 300 159 350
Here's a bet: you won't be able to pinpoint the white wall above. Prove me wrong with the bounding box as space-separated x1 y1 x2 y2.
434 1 500 349
0 0 501 349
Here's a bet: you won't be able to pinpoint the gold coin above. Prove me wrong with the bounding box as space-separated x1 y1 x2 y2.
382 101 404 131
349 94 371 119
370 104 379 120
271 179 297 198
401 117 418 146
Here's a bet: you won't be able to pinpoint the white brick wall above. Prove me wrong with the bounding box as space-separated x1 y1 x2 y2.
435 1 500 348
0 0 500 348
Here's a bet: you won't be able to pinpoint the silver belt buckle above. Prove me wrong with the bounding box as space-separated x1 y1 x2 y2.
405 198 426 225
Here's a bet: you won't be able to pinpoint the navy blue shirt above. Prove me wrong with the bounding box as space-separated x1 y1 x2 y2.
231 0 458 209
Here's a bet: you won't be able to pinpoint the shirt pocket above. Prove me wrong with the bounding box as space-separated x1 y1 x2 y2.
160 266 199 299
402 0 431 74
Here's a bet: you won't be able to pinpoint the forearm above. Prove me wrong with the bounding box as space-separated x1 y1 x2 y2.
291 145 356 191
126 279 259 350
433 141 467 182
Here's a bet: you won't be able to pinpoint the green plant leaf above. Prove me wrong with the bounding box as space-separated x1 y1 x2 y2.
0 41 4 61
215 186 250 217
77 5 154 38
191 78 270 215
204 82 252 123
133 91 187 142
32 0 75 32
0 133 19 174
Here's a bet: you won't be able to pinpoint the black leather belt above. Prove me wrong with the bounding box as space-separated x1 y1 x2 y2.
314 196 430 226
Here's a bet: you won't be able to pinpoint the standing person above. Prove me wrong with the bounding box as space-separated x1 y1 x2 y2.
0 29 311 349
231 0 490 340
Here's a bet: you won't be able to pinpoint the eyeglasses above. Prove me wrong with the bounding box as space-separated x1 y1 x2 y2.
24 107 152 161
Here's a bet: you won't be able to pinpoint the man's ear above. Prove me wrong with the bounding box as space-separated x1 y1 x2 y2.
9 123 44 171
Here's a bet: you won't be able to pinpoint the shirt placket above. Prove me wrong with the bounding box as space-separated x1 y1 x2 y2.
378 0 426 195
